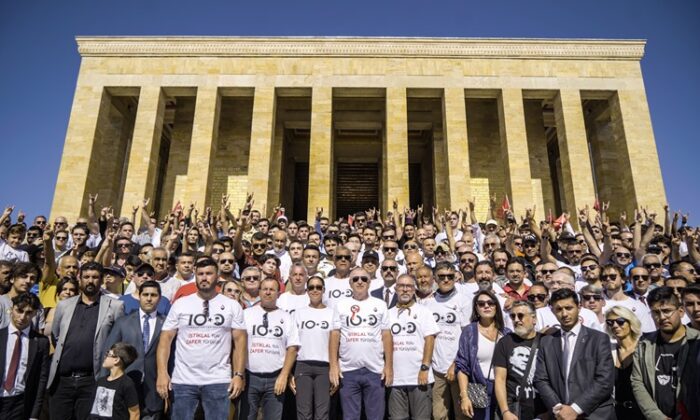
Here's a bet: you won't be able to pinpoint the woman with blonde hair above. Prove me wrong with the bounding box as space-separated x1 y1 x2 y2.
605 305 642 418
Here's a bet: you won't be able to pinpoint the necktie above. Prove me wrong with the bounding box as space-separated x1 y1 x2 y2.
3 331 22 392
385 288 391 307
639 295 646 305
562 331 572 403
142 314 150 351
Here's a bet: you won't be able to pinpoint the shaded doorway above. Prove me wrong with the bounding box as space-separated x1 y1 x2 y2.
335 162 379 218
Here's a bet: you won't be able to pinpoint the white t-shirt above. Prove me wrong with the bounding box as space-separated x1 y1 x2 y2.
324 276 353 308
277 292 310 315
0 238 28 263
602 297 656 333
294 306 334 363
423 290 470 374
477 331 497 380
333 296 390 374
535 306 603 332
389 303 440 386
163 293 245 385
244 306 300 373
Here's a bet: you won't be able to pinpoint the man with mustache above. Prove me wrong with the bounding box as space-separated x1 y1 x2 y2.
48 262 125 420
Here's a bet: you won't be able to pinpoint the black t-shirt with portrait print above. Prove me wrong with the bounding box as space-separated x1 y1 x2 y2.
493 332 545 420
655 335 683 418
89 374 139 420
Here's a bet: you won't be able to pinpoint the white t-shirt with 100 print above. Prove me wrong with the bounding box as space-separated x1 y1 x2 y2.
333 296 390 374
244 306 301 374
389 303 440 386
163 293 245 385
294 306 334 363
422 290 470 374
323 276 353 307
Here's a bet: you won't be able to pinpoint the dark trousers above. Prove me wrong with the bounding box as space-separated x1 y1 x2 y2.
339 368 385 420
49 375 96 420
295 361 330 420
239 371 285 420
0 395 24 420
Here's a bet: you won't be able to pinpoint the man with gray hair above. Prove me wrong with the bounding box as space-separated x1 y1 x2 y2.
494 301 544 419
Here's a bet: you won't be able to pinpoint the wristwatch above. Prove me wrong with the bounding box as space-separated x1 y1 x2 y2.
420 364 429 371
233 371 245 378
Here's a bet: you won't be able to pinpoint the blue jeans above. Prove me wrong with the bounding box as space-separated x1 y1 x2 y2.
171 382 230 420
239 371 284 420
339 368 385 420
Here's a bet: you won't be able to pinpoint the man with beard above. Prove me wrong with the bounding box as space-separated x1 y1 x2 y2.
414 266 435 303
157 258 247 419
48 262 125 420
492 249 510 287
457 252 477 284
494 301 544 419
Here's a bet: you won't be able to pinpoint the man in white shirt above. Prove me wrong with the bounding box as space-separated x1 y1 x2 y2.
324 246 354 307
600 264 655 332
156 258 247 420
536 269 603 332
240 278 300 420
330 267 392 420
388 273 440 420
267 230 292 282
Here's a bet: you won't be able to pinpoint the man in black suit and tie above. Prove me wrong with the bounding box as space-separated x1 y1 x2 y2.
103 280 166 419
0 293 50 419
534 288 615 420
371 257 399 309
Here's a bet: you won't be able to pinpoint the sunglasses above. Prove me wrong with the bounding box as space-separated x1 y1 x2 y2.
644 263 661 269
540 269 556 275
582 294 604 302
601 274 618 281
212 248 225 254
242 276 260 281
307 285 323 291
581 265 598 272
55 236 68 240
381 266 398 272
403 245 418 250
509 312 529 321
351 276 369 283
336 255 352 261
436 274 454 281
476 300 496 308
224 288 241 294
219 259 235 264
117 243 131 248
383 247 397 252
252 244 267 249
615 253 632 259
632 275 649 281
136 271 155 277
605 318 627 327
527 294 547 302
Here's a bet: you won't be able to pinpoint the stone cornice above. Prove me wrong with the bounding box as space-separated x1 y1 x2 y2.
75 36 645 61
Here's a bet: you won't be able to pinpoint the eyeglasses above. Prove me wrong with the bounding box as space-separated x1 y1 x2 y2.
381 266 398 272
436 274 454 281
403 245 418 250
476 300 496 308
581 264 598 272
509 312 529 321
335 254 352 261
383 247 397 252
105 351 119 359
203 299 209 318
55 236 68 240
242 275 260 281
351 276 369 283
527 294 547 302
601 274 618 281
219 259 235 264
644 263 661 269
252 244 267 250
652 308 679 320
615 253 632 259
632 275 649 281
307 285 323 291
36 220 47 225
605 318 627 327
581 294 604 302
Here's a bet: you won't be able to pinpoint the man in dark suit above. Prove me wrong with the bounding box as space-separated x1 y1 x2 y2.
0 293 50 419
103 280 166 420
371 258 399 309
534 288 615 420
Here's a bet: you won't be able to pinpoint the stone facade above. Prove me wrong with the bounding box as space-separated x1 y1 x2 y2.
51 36 666 224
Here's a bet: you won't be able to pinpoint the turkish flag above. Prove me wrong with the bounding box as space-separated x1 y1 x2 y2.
497 195 511 219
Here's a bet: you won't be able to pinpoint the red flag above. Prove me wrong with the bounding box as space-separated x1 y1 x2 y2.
593 199 601 213
496 195 511 219
554 213 567 231
348 214 354 227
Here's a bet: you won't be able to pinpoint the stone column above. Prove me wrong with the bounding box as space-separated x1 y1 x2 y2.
497 88 533 215
384 87 410 211
247 86 277 213
524 100 554 221
119 86 166 218
184 86 221 209
51 84 108 222
553 89 596 220
442 88 471 210
609 88 667 216
307 86 334 221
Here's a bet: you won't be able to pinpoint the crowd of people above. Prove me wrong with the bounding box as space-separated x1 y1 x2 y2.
0 193 699 420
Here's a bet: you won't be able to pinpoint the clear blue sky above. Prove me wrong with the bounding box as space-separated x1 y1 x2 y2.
1 0 698 221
